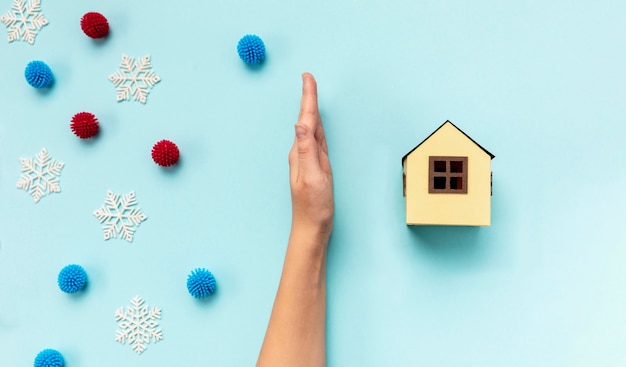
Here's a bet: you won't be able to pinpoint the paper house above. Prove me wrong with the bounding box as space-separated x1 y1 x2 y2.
402 121 494 226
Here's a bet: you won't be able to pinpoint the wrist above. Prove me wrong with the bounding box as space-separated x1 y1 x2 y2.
291 219 332 241
289 221 332 254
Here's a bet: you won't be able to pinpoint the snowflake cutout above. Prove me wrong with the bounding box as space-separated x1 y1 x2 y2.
93 190 147 242
109 54 161 104
16 148 64 203
1 0 48 45
115 296 163 354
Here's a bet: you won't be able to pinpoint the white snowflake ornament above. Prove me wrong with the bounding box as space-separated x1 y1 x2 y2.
93 190 147 242
16 148 64 203
109 54 161 104
115 296 163 354
1 0 48 45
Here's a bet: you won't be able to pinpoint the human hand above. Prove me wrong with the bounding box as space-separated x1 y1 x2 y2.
288 73 334 240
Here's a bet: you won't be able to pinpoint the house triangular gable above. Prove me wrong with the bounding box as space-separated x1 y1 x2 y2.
401 120 495 165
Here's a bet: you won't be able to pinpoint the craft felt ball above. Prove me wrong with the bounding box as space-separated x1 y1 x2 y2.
70 112 99 139
237 34 265 65
151 139 180 167
187 268 217 298
34 349 64 367
57 264 87 294
80 12 109 39
24 61 53 88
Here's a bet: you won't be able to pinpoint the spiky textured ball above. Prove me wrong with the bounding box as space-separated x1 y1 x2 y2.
187 268 217 298
237 34 265 65
34 349 64 367
25 61 53 89
80 12 109 39
70 112 99 139
151 139 180 167
57 264 87 294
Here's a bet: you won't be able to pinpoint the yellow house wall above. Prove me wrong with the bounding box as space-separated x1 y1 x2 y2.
405 123 491 226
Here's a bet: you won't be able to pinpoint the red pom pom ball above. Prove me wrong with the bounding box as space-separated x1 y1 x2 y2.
152 140 180 167
80 12 109 39
71 112 99 139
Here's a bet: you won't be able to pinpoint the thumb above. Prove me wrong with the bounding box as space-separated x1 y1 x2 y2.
295 124 320 178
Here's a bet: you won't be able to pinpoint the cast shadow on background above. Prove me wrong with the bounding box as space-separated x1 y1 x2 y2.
158 156 184 176
406 224 490 270
191 287 220 309
401 171 504 271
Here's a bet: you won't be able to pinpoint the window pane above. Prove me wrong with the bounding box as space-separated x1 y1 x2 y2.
434 177 446 189
450 161 463 173
450 177 463 190
434 161 446 172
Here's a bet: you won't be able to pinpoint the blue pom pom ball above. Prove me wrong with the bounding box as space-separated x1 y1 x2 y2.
34 349 64 367
187 268 217 298
57 264 87 294
237 34 265 65
25 61 54 88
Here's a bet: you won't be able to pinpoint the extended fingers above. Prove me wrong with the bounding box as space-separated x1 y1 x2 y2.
299 73 329 155
291 73 330 183
298 73 320 134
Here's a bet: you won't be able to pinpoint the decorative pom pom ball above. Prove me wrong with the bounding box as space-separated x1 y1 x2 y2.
151 139 180 167
70 112 99 139
57 264 87 294
187 268 217 299
80 12 109 39
237 34 265 65
25 61 54 89
34 349 64 367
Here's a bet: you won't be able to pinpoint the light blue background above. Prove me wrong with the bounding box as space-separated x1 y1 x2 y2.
1 0 625 365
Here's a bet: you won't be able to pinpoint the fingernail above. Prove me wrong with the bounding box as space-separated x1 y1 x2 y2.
295 124 306 138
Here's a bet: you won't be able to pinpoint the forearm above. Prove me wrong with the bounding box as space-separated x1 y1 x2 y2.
257 72 332 367
256 225 329 367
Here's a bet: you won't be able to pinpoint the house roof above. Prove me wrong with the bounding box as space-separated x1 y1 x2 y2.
401 120 495 165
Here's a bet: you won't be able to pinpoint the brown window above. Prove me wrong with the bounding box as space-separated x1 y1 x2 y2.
428 156 468 193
